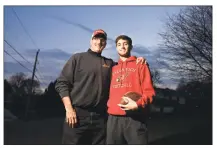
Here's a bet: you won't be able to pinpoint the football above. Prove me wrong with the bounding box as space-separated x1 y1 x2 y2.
120 91 142 105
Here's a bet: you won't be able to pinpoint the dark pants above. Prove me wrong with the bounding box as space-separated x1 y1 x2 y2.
62 107 107 145
106 114 148 145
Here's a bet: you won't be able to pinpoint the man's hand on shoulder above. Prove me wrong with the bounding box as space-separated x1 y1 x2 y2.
136 57 148 65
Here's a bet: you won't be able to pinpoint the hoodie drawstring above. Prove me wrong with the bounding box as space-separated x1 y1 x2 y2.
120 62 123 86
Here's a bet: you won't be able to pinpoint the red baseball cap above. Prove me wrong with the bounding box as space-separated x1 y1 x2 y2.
92 29 107 40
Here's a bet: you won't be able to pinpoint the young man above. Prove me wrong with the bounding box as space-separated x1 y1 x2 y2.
106 35 155 144
55 30 146 144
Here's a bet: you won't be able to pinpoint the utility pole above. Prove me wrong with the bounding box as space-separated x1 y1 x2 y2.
25 49 40 120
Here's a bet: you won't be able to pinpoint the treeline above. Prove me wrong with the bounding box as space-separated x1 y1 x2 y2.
4 72 64 120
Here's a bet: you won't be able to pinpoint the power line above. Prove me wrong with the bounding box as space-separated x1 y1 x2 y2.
36 71 46 85
4 39 42 83
4 39 41 81
4 49 33 73
34 74 41 83
35 68 47 85
36 70 43 79
36 60 46 79
35 61 50 86
11 8 40 50
4 39 33 66
4 49 40 81
12 7 47 84
11 8 52 89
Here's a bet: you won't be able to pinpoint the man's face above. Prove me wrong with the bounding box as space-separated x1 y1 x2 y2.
116 39 131 57
90 35 107 53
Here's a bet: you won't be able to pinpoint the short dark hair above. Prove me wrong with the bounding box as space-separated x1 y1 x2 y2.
115 35 132 46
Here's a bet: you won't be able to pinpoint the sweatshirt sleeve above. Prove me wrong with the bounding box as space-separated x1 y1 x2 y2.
55 55 76 99
136 64 155 107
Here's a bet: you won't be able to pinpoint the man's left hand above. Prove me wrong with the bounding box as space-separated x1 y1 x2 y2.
136 57 147 65
118 97 138 111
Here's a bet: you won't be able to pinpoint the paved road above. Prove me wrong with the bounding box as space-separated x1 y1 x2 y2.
4 114 212 145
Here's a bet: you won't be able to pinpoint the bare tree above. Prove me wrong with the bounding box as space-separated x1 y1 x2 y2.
23 78 40 94
151 69 162 87
9 72 40 95
159 6 212 82
176 78 187 91
9 72 26 89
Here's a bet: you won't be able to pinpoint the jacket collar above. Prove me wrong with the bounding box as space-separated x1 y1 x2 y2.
88 48 102 57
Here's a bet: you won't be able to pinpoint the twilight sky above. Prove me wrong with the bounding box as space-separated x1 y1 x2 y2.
4 6 187 89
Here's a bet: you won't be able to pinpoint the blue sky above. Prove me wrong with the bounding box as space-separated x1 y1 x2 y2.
4 6 186 89
4 6 185 52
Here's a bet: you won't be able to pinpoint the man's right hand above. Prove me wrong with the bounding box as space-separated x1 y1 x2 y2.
65 107 77 128
62 96 77 128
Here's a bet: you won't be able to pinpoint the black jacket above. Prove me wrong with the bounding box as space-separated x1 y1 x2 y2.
55 49 114 113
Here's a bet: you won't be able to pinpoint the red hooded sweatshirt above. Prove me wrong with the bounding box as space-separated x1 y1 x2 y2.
107 56 155 115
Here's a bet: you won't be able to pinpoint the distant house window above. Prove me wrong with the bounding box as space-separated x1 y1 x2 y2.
179 98 186 105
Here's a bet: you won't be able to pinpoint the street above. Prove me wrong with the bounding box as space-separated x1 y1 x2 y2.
4 114 212 145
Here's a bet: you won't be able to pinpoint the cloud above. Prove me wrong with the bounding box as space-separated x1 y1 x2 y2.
4 47 182 89
157 60 170 69
4 49 72 88
46 15 115 46
24 48 71 60
4 62 30 74
4 14 181 89
133 45 151 55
